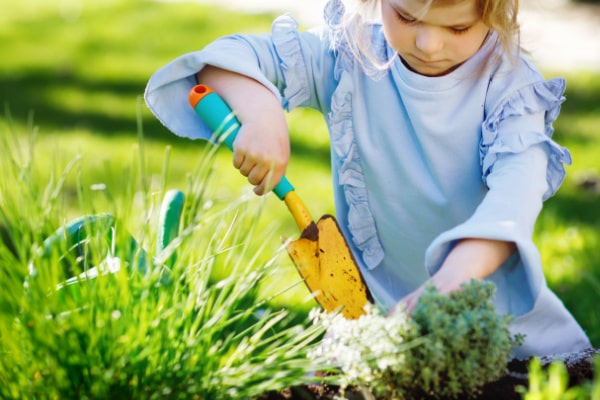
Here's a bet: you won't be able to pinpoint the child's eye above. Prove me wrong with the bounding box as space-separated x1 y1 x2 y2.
450 26 472 35
395 10 417 25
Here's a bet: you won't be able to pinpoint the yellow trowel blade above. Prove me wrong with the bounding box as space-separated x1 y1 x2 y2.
285 215 372 319
188 85 371 320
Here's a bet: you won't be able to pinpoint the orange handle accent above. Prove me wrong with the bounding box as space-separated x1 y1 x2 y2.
188 84 214 109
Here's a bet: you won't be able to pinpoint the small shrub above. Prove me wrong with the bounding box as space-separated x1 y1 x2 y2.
310 280 522 399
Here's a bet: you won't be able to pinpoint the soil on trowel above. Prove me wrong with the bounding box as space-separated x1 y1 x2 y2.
257 348 598 400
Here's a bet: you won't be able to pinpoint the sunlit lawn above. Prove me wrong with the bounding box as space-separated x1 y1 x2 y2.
1 0 599 345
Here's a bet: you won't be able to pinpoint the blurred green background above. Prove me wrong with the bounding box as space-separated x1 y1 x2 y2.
1 0 599 346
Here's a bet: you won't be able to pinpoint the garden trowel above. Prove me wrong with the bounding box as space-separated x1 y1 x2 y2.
188 84 372 319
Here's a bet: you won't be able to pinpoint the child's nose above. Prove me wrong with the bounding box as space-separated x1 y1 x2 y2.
415 26 443 55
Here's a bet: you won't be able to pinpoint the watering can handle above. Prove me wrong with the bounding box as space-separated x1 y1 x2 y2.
188 84 294 201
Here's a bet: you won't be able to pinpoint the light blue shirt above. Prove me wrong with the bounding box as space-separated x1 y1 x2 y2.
145 0 590 358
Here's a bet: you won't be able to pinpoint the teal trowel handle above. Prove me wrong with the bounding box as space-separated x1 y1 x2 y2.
188 84 294 201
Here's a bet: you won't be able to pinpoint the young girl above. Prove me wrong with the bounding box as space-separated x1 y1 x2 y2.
145 0 591 358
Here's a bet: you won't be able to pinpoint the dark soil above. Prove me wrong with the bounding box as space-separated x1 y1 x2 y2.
257 348 599 400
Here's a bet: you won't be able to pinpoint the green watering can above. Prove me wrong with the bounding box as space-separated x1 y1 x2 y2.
27 189 185 305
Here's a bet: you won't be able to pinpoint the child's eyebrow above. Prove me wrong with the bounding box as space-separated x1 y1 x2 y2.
389 1 418 19
389 0 480 28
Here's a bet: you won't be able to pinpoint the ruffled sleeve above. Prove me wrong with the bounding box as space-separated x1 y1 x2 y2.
324 0 385 269
425 78 572 316
480 78 572 200
271 15 312 109
144 14 324 141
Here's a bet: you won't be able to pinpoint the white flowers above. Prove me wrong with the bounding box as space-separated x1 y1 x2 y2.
308 304 414 389
307 281 519 400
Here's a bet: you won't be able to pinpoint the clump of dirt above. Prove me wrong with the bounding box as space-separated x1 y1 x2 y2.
257 348 599 400
256 384 364 400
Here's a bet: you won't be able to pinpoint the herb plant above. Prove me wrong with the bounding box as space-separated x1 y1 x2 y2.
310 280 522 399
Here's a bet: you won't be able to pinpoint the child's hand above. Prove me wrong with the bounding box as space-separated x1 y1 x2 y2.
390 238 517 314
197 66 290 195
393 266 472 314
231 110 289 196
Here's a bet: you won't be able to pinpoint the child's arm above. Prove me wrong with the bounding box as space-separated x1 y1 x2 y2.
396 238 516 312
196 66 290 195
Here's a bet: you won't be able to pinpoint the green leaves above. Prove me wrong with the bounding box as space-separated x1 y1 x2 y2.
519 356 600 400
310 280 521 399
404 280 520 399
0 124 326 399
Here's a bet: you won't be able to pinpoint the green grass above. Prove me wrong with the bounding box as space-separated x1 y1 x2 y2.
0 0 329 312
0 125 332 398
2 0 599 349
534 71 600 346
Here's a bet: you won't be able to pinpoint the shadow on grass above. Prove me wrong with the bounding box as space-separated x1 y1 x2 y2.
544 192 600 228
1 72 332 168
542 193 600 346
2 71 155 135
552 274 600 347
553 72 600 145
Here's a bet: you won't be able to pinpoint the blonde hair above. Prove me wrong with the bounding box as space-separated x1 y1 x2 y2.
337 0 520 74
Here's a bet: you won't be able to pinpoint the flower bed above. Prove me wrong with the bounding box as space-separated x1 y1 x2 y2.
258 348 599 399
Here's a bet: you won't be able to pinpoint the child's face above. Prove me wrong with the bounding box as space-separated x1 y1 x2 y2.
381 0 490 76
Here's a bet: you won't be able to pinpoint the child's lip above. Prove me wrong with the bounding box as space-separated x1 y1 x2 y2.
412 55 445 64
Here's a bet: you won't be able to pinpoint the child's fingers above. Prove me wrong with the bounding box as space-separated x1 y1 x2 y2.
392 286 425 315
237 154 255 176
252 168 284 196
247 165 267 186
232 150 245 170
